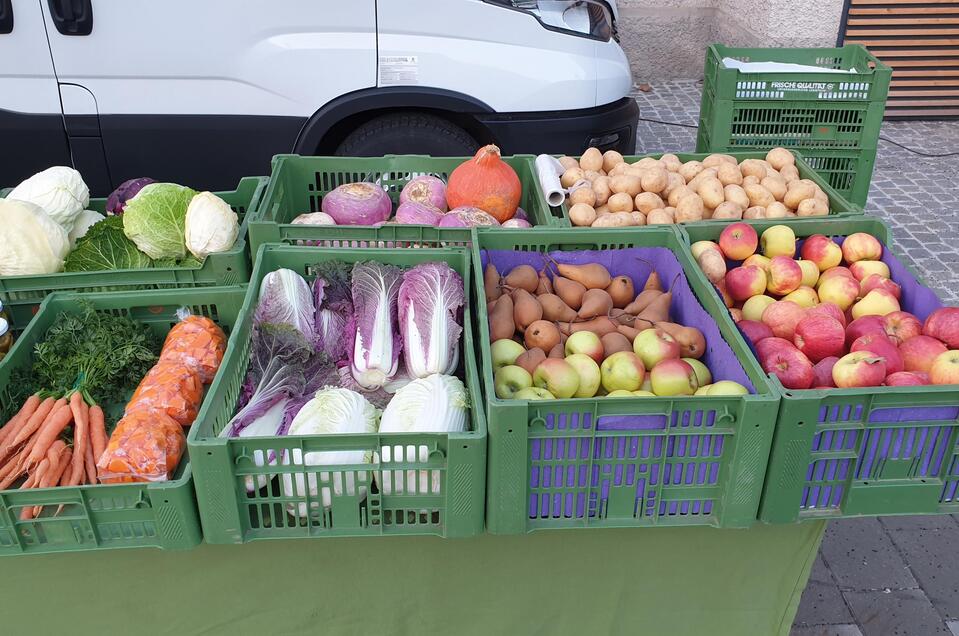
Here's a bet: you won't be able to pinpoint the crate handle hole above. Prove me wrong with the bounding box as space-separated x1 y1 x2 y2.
797 421 805 427
507 429 513 433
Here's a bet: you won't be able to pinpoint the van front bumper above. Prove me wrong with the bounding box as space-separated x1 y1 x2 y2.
477 96 638 155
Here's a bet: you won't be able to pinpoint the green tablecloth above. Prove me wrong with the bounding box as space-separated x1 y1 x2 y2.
1 522 825 635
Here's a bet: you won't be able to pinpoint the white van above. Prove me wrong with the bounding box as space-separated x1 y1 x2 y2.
0 0 636 195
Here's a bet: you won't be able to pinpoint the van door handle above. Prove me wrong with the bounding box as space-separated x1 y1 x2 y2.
0 0 13 35
47 0 92 36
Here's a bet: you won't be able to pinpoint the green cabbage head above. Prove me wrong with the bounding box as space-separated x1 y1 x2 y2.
122 183 197 259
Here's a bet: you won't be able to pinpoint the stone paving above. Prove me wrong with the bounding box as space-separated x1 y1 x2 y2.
631 81 959 636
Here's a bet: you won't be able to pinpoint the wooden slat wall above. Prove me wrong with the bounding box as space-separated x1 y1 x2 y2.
842 0 959 117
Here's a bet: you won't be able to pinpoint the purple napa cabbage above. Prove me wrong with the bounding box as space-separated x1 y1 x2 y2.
106 177 155 215
398 262 464 378
255 268 315 343
349 261 403 390
312 260 354 363
278 352 341 436
225 323 312 437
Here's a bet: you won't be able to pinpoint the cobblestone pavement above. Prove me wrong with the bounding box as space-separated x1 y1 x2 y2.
631 81 959 636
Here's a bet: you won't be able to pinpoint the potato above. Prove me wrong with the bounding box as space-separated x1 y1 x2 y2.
569 183 596 207
723 184 750 209
580 147 604 172
702 206 714 220
798 179 817 189
743 206 766 219
591 211 633 228
779 164 800 183
634 192 665 214
797 198 829 217
592 176 611 206
569 202 597 226
675 193 705 223
602 150 624 173
667 185 692 208
761 176 787 201
595 204 609 216
660 153 682 172
678 161 705 183
634 157 661 171
664 171 685 196
646 208 674 225
712 201 743 220
703 153 737 168
610 174 642 197
765 202 788 218
663 206 677 217
630 211 647 226
745 183 775 208
608 163 629 177
559 156 580 171
607 192 634 213
765 167 782 180
784 182 815 209
584 170 603 181
641 168 669 194
717 162 744 186
766 147 795 171
687 167 718 193
697 249 727 284
626 165 646 179
739 159 767 180
697 177 725 209
813 188 829 205
742 175 760 188
561 167 585 188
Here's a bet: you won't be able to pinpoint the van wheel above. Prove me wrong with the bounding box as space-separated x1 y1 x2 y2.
335 113 478 157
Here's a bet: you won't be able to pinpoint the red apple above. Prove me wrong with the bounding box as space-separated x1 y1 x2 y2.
845 315 887 349
930 350 959 385
766 256 803 296
851 288 901 320
851 333 904 375
738 319 774 345
762 346 815 390
882 311 922 345
841 233 883 264
761 300 806 340
849 260 890 281
899 335 948 373
801 235 843 272
794 315 846 363
817 266 856 287
860 273 901 301
833 351 887 388
923 307 959 348
806 302 846 328
884 372 929 386
719 223 759 261
818 275 860 311
812 356 839 388
725 266 768 302
756 337 797 360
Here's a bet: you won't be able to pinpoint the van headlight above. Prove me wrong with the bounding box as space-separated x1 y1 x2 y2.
488 1 615 42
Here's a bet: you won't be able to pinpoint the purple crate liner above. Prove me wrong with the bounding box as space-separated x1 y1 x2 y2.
482 246 747 522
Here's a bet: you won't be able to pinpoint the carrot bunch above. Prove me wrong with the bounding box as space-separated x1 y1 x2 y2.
0 391 108 519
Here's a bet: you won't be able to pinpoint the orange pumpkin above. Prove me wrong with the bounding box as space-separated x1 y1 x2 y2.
446 145 521 223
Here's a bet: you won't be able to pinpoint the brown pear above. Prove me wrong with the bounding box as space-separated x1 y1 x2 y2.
577 289 613 320
536 270 553 295
560 316 618 336
601 332 633 358
484 264 502 303
548 343 565 359
504 265 538 293
553 276 586 310
516 347 547 375
539 293 578 322
617 324 642 341
622 290 662 315
511 289 542 333
635 289 672 325
657 322 706 359
525 320 561 352
555 262 612 290
643 271 663 292
606 276 635 309
489 295 515 341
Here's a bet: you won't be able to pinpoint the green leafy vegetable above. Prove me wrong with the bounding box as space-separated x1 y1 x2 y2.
64 215 153 272
122 182 197 259
31 301 160 405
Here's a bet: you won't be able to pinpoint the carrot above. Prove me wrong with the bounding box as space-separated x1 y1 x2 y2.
0 396 55 462
33 444 71 517
0 394 40 447
0 450 26 490
23 404 73 470
67 395 88 487
84 428 96 485
89 404 107 464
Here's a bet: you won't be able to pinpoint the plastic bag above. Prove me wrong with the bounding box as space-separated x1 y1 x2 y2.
126 360 204 426
158 309 227 383
96 410 185 483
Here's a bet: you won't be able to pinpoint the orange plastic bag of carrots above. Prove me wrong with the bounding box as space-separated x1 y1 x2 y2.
96 410 185 483
158 311 226 383
125 361 204 426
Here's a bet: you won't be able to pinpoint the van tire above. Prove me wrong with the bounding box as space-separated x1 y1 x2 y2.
335 113 478 157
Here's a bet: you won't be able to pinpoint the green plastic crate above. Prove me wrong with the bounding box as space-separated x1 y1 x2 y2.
0 285 247 555
681 217 959 523
188 243 487 543
247 153 553 256
696 44 891 208
474 227 780 534
540 151 861 229
0 176 267 335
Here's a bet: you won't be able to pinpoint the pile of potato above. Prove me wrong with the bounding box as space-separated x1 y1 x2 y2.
560 147 832 228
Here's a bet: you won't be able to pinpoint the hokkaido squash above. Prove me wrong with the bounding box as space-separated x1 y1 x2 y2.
447 145 521 223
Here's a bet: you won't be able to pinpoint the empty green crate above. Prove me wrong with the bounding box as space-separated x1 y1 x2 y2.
247 153 553 256
188 243 487 543
474 227 780 534
696 44 891 208
540 151 861 228
681 217 959 523
0 285 248 555
0 177 267 335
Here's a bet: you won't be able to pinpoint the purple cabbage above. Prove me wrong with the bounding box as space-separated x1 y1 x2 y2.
254 268 315 343
312 260 354 363
279 352 340 436
398 262 464 378
349 261 403 389
106 177 155 215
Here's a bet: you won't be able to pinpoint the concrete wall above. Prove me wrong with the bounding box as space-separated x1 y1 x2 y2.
616 0 845 81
